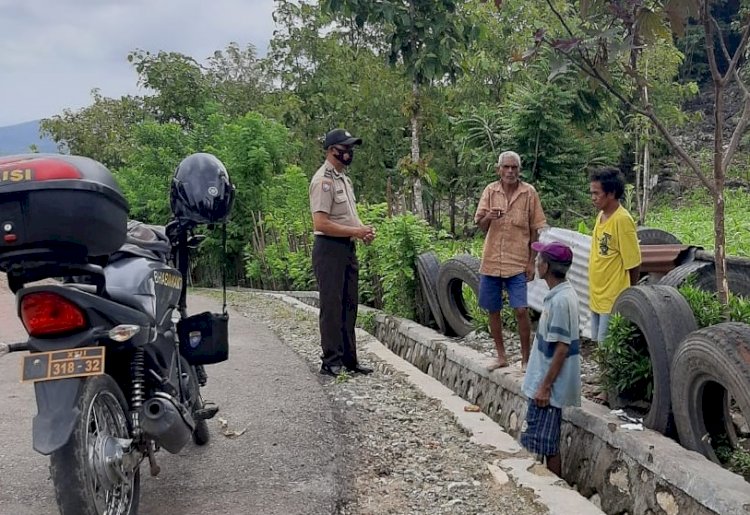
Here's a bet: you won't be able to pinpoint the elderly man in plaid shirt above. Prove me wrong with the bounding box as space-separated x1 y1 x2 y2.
474 151 547 370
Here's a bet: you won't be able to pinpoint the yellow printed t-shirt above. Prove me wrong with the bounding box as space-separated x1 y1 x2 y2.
588 205 641 313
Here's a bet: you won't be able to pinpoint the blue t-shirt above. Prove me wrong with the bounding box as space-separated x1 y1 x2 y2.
522 281 582 408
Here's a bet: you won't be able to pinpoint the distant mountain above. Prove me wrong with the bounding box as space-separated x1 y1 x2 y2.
0 120 58 156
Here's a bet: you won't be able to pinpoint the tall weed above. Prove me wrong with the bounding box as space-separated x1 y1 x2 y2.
649 189 750 256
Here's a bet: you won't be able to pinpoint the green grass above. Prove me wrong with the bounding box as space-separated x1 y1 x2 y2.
648 189 750 256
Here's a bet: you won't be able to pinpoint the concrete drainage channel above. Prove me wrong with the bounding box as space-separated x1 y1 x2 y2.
282 290 750 515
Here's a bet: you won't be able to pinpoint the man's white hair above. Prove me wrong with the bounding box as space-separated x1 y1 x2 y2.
497 151 522 168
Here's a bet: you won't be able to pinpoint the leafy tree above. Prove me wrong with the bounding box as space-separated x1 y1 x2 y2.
40 89 148 169
128 49 210 128
528 0 750 306
244 164 314 290
205 42 269 118
321 0 478 218
116 120 193 224
261 0 410 202
453 61 622 226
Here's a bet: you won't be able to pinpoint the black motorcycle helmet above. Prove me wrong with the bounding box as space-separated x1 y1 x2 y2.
170 153 235 224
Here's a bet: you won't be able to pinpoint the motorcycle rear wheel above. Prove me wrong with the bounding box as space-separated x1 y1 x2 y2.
50 374 140 515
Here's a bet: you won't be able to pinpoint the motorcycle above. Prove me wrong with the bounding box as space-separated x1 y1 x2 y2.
0 152 235 515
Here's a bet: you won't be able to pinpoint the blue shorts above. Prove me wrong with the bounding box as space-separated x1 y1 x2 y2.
520 400 562 457
478 273 528 313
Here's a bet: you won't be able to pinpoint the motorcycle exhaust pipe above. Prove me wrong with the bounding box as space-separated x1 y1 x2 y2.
140 394 195 454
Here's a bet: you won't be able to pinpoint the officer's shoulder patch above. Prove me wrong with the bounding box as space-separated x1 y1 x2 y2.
322 181 331 192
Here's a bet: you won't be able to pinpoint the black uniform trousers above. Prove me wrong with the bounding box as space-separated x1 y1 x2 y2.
312 235 359 367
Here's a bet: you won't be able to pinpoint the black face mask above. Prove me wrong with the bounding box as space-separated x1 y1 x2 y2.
334 147 354 166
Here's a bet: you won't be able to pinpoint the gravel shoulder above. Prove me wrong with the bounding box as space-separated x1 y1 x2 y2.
220 290 547 515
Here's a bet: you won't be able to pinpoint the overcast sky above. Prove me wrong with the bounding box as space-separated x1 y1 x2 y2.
0 0 276 127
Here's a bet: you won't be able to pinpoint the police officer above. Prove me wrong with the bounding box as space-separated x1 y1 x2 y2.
309 128 375 376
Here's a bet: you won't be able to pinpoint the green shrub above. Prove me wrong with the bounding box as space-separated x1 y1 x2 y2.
243 164 314 290
715 436 750 481
678 284 724 328
729 293 750 324
593 314 653 400
366 213 434 319
357 311 377 334
678 283 750 328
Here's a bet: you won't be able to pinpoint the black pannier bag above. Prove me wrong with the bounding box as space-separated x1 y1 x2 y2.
170 153 235 225
177 311 229 365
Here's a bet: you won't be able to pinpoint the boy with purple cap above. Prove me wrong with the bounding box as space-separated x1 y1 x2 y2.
520 240 581 476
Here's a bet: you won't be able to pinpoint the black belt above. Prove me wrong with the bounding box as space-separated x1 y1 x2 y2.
315 234 352 243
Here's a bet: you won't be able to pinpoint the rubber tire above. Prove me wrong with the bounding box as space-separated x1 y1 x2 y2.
671 322 750 462
436 254 481 337
193 419 210 446
636 227 682 245
612 285 698 434
182 359 210 446
413 278 432 327
659 261 750 298
50 374 140 515
416 252 448 334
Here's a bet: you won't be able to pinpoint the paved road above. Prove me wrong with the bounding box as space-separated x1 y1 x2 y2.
0 283 346 515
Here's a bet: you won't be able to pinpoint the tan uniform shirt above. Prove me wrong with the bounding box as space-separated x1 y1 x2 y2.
474 181 547 277
309 160 362 235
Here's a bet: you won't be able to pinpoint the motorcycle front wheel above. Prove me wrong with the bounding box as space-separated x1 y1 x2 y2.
50 374 140 515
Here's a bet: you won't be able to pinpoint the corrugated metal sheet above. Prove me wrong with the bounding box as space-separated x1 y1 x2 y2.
528 227 593 339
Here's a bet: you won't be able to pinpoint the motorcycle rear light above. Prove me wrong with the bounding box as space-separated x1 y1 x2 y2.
20 292 87 337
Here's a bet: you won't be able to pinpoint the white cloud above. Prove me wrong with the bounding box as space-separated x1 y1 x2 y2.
0 0 276 126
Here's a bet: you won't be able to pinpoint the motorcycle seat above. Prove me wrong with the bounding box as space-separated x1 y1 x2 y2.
65 283 98 295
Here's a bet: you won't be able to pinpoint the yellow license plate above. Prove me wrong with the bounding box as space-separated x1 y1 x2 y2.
21 346 105 383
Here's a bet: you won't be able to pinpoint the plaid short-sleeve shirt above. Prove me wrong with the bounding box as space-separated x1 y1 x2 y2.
474 181 547 277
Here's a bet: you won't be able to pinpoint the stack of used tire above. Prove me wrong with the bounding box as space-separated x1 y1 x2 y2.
658 256 750 298
611 288 750 472
670 322 750 467
609 285 697 435
640 230 750 466
416 252 481 337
